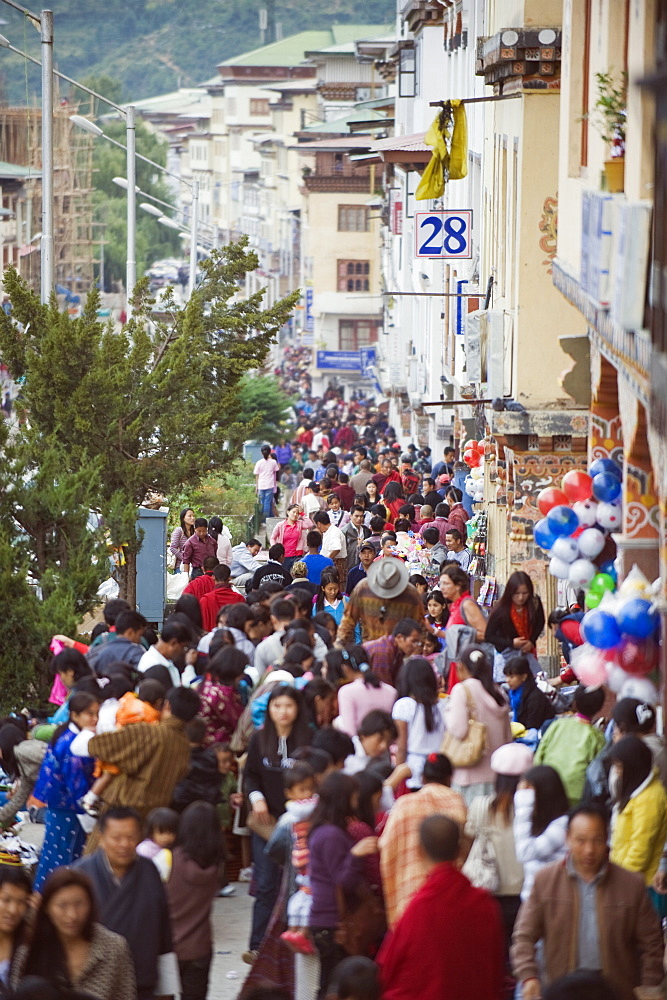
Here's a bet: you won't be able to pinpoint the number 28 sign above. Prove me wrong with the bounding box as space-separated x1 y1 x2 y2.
415 210 473 259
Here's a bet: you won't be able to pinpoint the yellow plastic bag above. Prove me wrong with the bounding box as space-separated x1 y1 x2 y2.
415 101 468 200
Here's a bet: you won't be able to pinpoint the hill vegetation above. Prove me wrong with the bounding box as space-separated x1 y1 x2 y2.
0 0 394 104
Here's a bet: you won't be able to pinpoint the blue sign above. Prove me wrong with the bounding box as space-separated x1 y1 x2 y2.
359 346 376 377
316 351 362 371
415 210 473 259
305 288 314 333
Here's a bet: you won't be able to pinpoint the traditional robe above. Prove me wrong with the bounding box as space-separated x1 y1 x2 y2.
378 863 504 1000
199 585 245 631
75 850 172 996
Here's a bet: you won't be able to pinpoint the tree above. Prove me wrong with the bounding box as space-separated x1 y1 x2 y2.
0 238 299 612
235 373 295 443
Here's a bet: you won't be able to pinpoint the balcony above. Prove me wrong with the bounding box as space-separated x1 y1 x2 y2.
302 173 371 193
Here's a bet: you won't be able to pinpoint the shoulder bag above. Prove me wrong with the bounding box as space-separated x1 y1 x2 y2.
461 798 500 892
334 883 386 957
440 683 487 767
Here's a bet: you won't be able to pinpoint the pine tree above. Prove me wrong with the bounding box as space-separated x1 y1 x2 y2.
0 239 299 618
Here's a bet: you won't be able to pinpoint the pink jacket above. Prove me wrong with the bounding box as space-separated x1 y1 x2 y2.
444 677 512 787
270 516 313 554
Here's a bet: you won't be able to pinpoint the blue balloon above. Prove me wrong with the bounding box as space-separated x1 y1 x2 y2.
546 504 579 538
617 598 658 639
598 559 618 581
581 609 622 649
589 458 622 481
592 472 622 503
534 517 557 551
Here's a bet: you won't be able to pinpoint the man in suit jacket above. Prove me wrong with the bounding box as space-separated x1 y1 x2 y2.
343 505 371 571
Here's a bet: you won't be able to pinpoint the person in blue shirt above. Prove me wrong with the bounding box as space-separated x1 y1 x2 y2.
303 529 333 585
345 542 376 595
33 691 100 890
275 439 293 466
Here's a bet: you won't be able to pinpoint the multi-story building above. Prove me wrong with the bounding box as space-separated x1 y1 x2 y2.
552 0 666 672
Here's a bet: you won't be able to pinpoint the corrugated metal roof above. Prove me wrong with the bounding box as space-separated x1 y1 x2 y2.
289 135 374 151
302 108 387 133
217 26 389 68
371 132 428 152
0 162 40 179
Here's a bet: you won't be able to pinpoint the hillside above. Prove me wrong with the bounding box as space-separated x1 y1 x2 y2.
0 0 394 105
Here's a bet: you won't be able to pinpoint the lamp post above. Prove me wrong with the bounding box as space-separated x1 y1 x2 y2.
40 9 53 305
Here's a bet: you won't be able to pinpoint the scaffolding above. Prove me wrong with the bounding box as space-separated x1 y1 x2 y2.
0 100 94 294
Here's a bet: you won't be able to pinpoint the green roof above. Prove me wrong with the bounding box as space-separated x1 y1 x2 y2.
218 26 390 68
302 107 388 133
0 162 40 180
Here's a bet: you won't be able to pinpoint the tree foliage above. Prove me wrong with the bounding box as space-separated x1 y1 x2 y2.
236 374 295 443
0 239 298 614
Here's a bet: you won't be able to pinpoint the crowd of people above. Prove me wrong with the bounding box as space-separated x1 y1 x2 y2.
0 352 665 1000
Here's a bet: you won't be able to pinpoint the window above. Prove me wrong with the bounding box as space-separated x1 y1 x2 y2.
338 205 370 232
339 319 380 351
337 260 370 292
399 45 416 98
250 99 270 116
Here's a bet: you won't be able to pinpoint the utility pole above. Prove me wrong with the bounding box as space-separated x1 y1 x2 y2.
40 9 53 303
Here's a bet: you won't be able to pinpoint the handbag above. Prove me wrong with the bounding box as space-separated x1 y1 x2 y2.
462 828 500 892
246 809 277 842
440 683 487 767
334 883 387 957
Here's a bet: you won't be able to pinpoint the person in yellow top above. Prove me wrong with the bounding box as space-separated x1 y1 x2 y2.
609 734 667 886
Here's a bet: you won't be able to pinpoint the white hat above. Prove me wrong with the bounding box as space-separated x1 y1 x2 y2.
490 743 534 776
366 556 410 600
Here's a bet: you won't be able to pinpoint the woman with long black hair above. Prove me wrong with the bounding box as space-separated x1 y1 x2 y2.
444 644 511 803
513 764 569 900
335 645 396 737
166 801 226 1000
308 772 378 999
170 508 195 573
609 735 667 887
393 657 445 789
485 571 545 673
243 685 312 963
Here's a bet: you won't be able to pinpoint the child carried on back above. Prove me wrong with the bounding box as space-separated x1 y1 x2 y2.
278 761 319 955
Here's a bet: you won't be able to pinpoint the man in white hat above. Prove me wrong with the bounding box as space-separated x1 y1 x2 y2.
336 555 424 647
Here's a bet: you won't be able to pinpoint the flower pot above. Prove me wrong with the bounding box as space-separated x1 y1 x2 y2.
604 158 625 193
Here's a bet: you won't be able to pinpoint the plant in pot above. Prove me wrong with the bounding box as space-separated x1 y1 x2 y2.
590 70 627 192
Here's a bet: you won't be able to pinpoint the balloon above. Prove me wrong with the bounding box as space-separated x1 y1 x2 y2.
598 559 617 581
585 590 602 609
577 528 606 559
592 473 622 503
470 466 483 479
549 557 571 580
568 558 597 589
616 637 660 676
607 662 633 693
570 645 609 687
589 458 622 481
464 440 480 453
463 449 475 465
534 518 558 551
546 505 579 538
581 609 622 649
537 487 570 515
551 537 579 563
616 598 658 639
573 499 599 527
619 676 658 704
589 572 616 596
562 470 593 503
596 501 622 531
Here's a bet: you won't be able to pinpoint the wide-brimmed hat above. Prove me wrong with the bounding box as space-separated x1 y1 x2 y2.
490 743 534 776
366 556 410 600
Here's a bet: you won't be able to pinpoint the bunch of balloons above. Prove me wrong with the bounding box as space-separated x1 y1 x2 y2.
462 440 485 504
570 568 661 702
533 458 622 598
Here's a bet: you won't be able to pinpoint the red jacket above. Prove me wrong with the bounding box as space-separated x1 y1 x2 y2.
199 586 245 631
378 863 504 1000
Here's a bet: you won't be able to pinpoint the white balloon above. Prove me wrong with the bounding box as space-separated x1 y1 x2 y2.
551 537 579 563
596 501 622 531
619 676 658 704
573 499 598 527
549 556 571 580
568 558 597 588
577 527 606 559
606 663 632 693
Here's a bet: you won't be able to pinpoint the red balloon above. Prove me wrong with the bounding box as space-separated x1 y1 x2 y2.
464 439 480 453
537 487 570 516
562 470 594 504
469 455 481 468
615 637 660 676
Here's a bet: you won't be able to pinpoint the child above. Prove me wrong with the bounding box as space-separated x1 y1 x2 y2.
344 711 410 807
421 631 441 662
171 716 221 813
313 568 348 627
81 678 165 816
326 955 381 1000
425 590 449 638
137 806 179 881
213 742 246 894
409 574 428 598
503 655 556 732
278 762 319 955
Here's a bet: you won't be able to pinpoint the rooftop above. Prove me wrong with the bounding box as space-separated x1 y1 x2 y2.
217 26 390 68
